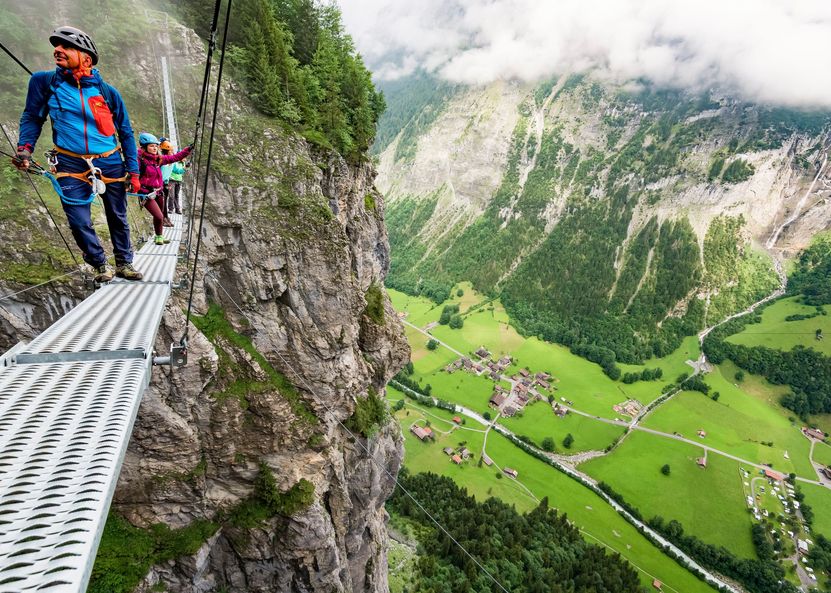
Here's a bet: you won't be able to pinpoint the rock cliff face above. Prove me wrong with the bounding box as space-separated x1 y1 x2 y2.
0 7 408 593
119 129 408 592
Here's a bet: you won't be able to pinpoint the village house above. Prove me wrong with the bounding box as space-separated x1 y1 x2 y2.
697 430 706 438
553 404 568 417
410 425 433 441
696 457 707 468
452 416 462 424
518 368 530 378
489 392 507 408
804 427 826 440
765 468 785 482
460 448 472 459
535 372 551 381
443 447 454 456
475 346 491 359
498 356 512 366
503 467 518 479
798 539 810 554
652 579 662 591
482 454 493 466
490 371 501 381
535 379 550 390
462 358 473 369
451 454 463 465
503 405 518 417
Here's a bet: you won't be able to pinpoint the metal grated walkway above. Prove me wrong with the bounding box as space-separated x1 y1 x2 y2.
0 57 187 593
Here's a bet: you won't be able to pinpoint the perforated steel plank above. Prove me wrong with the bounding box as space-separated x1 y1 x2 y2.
137 239 180 257
111 253 177 284
16 284 169 358
0 359 148 592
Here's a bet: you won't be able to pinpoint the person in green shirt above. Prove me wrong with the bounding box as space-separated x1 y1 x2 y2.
167 157 186 214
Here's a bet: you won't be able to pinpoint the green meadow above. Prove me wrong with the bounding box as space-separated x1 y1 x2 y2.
801 482 831 539
389 393 718 593
813 441 831 467
581 431 757 558
643 363 815 478
499 401 626 453
726 296 831 356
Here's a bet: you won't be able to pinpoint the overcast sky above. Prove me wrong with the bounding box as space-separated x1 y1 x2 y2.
338 0 831 108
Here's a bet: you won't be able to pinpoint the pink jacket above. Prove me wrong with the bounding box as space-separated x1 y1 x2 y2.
138 146 191 190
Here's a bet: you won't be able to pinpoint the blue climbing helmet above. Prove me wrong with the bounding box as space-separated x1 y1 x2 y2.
139 132 159 146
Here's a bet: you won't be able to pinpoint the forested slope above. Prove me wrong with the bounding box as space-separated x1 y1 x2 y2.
377 74 831 370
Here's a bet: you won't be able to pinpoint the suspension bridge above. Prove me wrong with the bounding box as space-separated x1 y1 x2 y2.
0 55 187 593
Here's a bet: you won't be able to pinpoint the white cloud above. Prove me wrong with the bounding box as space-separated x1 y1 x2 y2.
338 0 831 108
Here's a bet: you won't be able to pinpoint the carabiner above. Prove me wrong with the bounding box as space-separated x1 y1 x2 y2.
45 150 59 173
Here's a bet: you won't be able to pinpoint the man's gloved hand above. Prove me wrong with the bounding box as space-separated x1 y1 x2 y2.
130 173 141 194
13 146 31 171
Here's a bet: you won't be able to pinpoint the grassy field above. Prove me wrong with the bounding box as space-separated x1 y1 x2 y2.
420 368 506 415
389 394 719 592
499 401 626 453
813 441 831 467
390 287 704 420
801 482 831 539
726 296 831 356
643 363 815 478
581 431 757 558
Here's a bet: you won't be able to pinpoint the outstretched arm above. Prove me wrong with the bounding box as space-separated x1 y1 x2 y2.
160 145 193 165
18 72 51 153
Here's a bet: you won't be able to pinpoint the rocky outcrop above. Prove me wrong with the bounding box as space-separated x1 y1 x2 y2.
114 122 408 591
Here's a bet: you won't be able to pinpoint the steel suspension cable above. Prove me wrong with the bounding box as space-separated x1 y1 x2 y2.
180 0 232 345
0 39 32 75
185 0 223 272
0 123 85 278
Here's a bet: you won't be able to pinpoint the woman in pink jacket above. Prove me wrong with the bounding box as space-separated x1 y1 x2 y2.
137 132 192 244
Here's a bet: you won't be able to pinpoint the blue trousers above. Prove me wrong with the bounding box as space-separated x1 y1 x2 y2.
57 152 133 266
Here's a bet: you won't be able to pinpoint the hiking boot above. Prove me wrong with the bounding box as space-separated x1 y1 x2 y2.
163 217 174 227
93 264 113 283
115 263 144 281
154 235 165 245
175 209 182 214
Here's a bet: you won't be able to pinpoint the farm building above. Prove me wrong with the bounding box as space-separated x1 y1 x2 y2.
518 369 530 378
764 468 785 481
452 416 462 424
503 467 518 478
696 457 707 468
460 448 472 459
822 467 831 480
442 447 454 456
804 427 826 440
652 580 662 590
490 392 507 408
697 430 706 438
475 347 491 359
451 455 463 465
482 454 493 466
410 425 433 441
798 539 809 554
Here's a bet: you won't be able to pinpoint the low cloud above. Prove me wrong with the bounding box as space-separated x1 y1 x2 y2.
339 0 831 108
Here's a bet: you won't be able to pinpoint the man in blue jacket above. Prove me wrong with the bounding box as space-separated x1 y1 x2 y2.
15 26 143 282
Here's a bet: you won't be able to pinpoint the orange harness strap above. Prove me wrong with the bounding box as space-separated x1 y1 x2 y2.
54 171 129 185
51 145 128 185
53 145 121 160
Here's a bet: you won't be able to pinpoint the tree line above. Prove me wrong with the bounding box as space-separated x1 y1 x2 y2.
178 0 384 160
388 471 642 593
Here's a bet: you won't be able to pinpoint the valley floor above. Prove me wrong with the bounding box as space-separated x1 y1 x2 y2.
387 283 831 592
